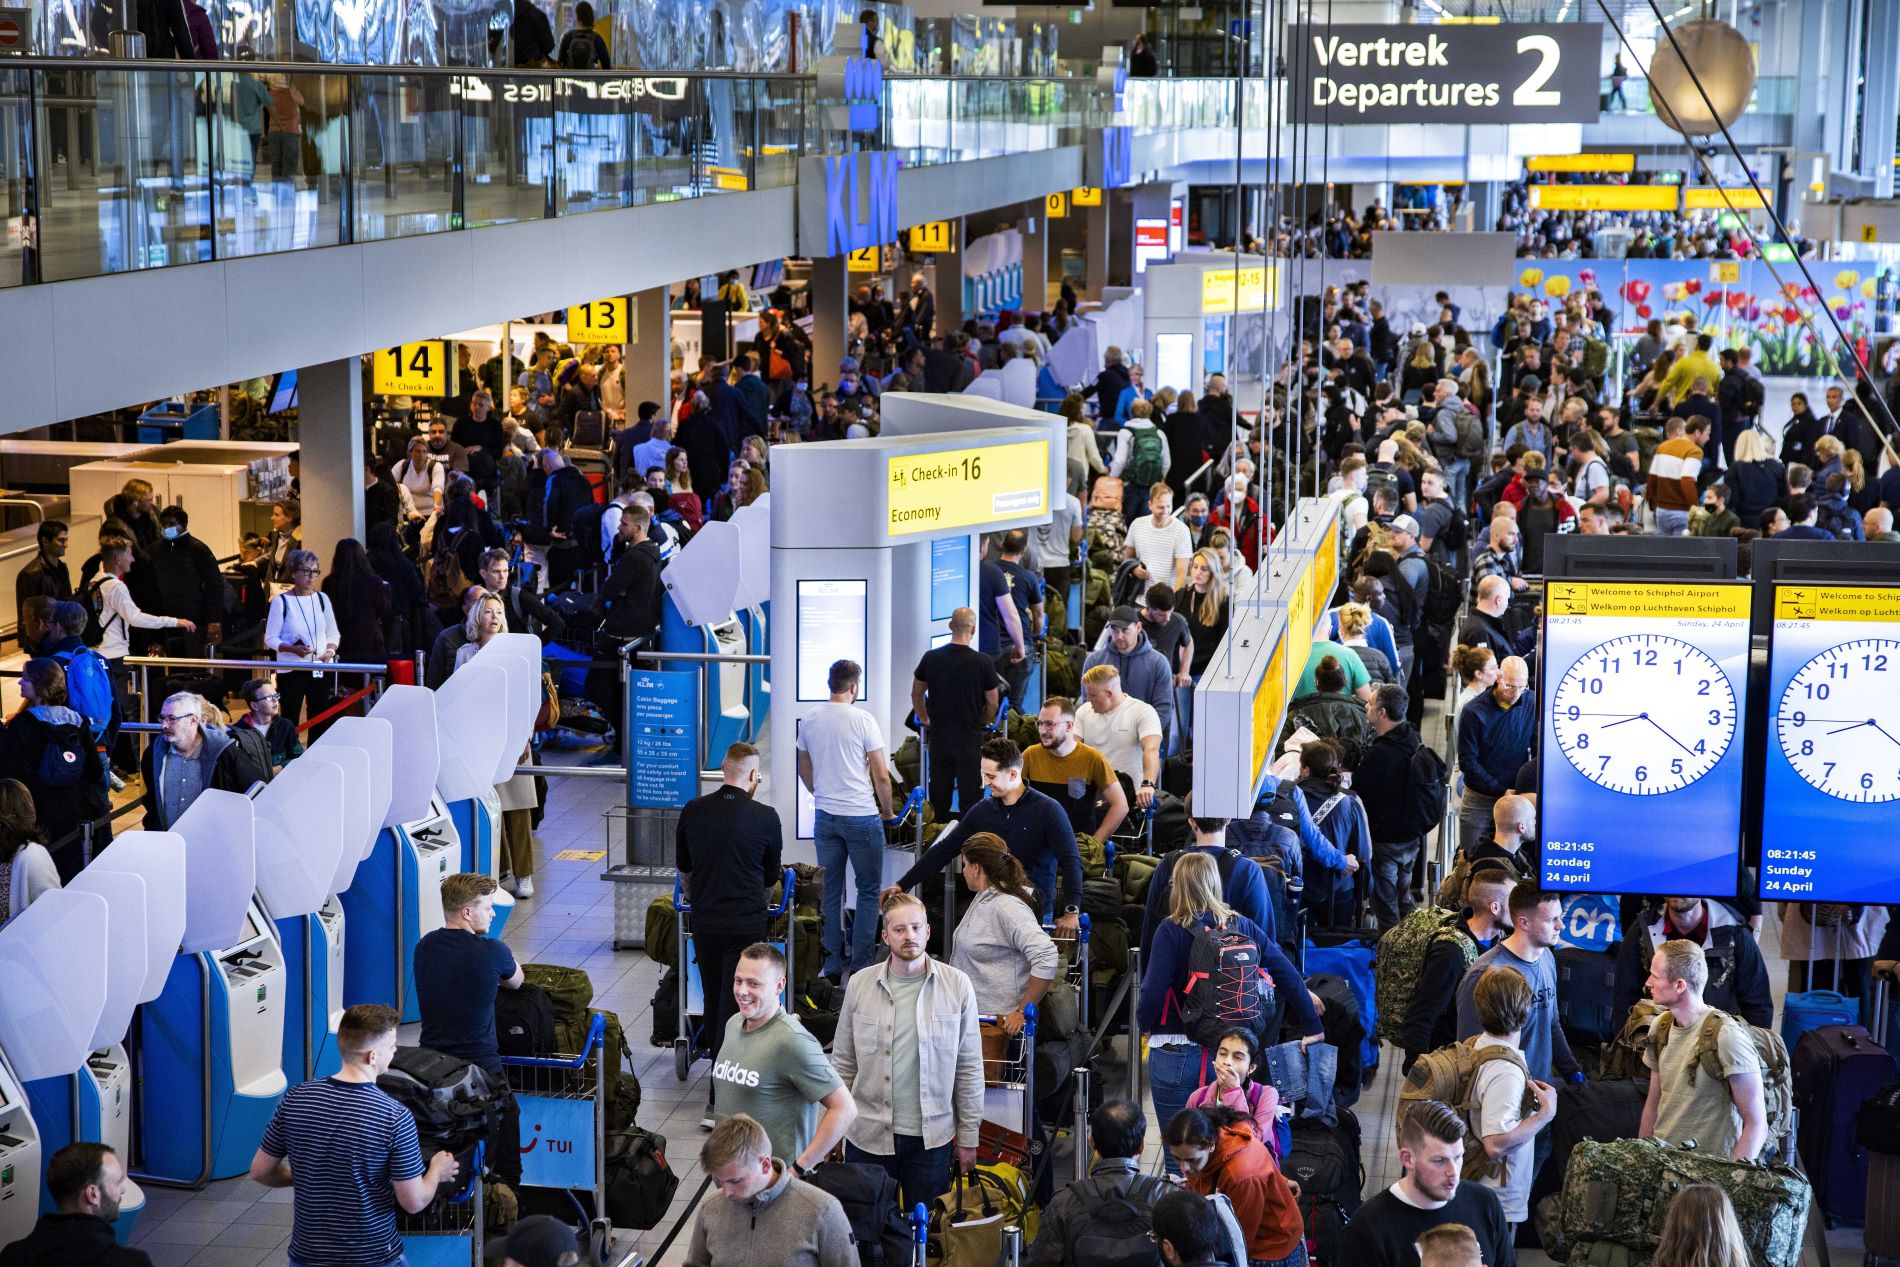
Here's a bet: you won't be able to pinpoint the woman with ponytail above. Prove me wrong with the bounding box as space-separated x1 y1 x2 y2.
950 832 1060 1036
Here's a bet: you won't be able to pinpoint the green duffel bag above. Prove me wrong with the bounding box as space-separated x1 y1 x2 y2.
894 735 921 789
1117 851 1160 903
1077 833 1108 879
1090 916 1129 972
643 897 678 968
523 963 594 1052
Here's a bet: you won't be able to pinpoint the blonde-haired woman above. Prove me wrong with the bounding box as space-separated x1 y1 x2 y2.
1727 426 1785 523
1137 850 1322 1174
1336 601 1394 684
454 588 542 897
1176 551 1229 679
1653 1184 1754 1267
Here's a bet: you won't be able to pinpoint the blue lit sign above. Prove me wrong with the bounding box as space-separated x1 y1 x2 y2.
844 54 883 131
825 152 901 257
1102 126 1132 189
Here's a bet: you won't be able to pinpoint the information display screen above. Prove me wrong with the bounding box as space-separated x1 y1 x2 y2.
1154 333 1193 397
930 536 970 621
796 580 869 703
1760 585 1900 902
1538 582 1752 896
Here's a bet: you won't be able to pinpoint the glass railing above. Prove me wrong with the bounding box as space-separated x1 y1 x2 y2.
882 76 1103 166
1596 75 1799 119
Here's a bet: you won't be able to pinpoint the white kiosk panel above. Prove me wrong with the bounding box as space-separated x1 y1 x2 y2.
0 890 109 1080
66 869 148 1051
302 746 375 887
730 501 771 610
434 661 510 802
369 686 440 826
664 520 744 627
311 716 394 852
253 758 347 919
86 831 187 1003
471 635 540 782
174 790 258 955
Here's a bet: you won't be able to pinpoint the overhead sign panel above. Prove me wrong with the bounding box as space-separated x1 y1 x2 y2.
1538 582 1753 898
1761 586 1900 902
1201 265 1273 315
886 440 1051 537
1527 153 1636 172
1529 184 1680 212
1290 23 1602 124
1682 186 1769 211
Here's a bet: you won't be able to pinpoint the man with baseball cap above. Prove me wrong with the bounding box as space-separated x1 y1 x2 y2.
485 1214 586 1266
1081 604 1174 743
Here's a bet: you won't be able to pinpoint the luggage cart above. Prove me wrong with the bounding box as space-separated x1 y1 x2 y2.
909 1202 930 1267
397 1142 485 1267
1046 915 1092 1042
673 866 797 1080
1107 800 1156 857
502 1015 613 1262
979 1003 1038 1144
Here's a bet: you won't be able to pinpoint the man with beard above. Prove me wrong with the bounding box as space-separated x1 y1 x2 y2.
0 1143 153 1266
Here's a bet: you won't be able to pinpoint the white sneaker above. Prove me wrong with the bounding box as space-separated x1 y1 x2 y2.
499 875 519 896
515 876 534 898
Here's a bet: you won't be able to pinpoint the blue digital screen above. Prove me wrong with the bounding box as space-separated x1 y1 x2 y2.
796 580 869 704
1537 585 1752 898
1759 586 1900 903
930 536 970 622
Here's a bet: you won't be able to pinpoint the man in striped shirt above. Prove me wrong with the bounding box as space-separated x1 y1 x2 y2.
251 1004 460 1267
1644 416 1709 536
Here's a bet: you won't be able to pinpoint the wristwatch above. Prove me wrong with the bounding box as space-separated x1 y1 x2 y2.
1139 779 1154 788
791 1159 809 1177
1062 904 1080 916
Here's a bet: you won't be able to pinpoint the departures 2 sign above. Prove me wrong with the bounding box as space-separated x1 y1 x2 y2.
1290 23 1602 124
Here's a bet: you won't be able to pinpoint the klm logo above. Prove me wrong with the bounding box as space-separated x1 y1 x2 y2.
1102 127 1132 189
844 54 883 132
826 152 901 256
1111 61 1128 111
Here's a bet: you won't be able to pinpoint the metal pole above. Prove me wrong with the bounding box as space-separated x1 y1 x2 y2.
1124 946 1141 1103
1071 1065 1091 1183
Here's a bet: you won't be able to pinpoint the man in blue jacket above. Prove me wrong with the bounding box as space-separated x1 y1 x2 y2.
1084 608 1175 741
1456 656 1534 855
1139 809 1274 959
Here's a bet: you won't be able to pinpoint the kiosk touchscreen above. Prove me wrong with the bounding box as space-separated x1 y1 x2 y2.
343 686 457 1022
0 888 110 1245
138 791 287 1184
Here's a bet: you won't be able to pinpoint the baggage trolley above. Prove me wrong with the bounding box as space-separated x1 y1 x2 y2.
502 1015 614 1262
397 1142 484 1267
1048 914 1092 1042
909 1202 931 1267
979 1003 1038 1146
673 865 797 1080
1108 800 1156 857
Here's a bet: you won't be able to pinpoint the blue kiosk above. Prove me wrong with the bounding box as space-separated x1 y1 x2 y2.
22 830 186 1241
660 519 756 759
341 685 460 1023
136 789 289 1185
0 888 111 1247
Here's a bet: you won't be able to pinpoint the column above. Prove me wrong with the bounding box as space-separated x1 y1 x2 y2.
1020 200 1048 313
1084 201 1110 297
298 358 363 567
809 253 849 392
1864 0 1899 198
628 286 672 413
931 218 966 336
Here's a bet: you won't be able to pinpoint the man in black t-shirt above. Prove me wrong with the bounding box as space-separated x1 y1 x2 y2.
994 531 1043 715
1139 583 1193 684
676 742 785 1126
911 608 1000 817
1341 1099 1514 1267
413 872 524 1184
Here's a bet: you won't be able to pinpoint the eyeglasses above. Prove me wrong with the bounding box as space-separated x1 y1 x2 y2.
254 692 280 703
157 714 194 727
294 567 319 576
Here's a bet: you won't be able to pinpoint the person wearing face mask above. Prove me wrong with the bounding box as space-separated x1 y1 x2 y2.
140 506 225 657
677 742 784 1125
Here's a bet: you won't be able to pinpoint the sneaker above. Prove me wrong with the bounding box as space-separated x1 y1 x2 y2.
515 876 534 898
108 771 126 793
699 1111 715 1131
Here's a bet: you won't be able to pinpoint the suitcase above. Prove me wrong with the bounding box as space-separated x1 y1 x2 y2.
1305 934 1379 1081
1794 1025 1899 1223
1867 1150 1900 1262
1876 960 1900 1056
1779 988 1859 1052
1555 945 1620 1047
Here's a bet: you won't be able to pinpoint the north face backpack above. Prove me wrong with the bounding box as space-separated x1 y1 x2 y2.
1066 1175 1169 1267
495 980 559 1058
1127 427 1166 487
1175 919 1270 1048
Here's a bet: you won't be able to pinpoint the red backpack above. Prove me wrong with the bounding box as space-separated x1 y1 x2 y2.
1174 919 1271 1048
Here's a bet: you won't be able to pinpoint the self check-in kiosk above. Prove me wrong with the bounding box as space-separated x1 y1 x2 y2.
342 685 457 1022
437 634 539 942
137 790 288 1184
0 888 110 1245
730 501 772 739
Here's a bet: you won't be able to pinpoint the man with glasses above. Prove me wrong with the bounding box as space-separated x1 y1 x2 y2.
139 692 243 830
235 676 302 768
1455 656 1534 855
1022 696 1128 840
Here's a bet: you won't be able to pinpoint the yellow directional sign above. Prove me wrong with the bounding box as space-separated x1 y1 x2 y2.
848 247 881 273
1045 192 1069 219
908 220 955 253
1529 184 1679 212
1711 261 1741 285
1071 187 1103 207
372 342 447 397
566 296 629 345
1527 153 1636 173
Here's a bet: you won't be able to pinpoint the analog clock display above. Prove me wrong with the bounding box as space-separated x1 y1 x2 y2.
1775 638 1900 803
1551 633 1736 795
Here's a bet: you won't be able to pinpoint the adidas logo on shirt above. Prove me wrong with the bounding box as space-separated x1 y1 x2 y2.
711 1058 761 1088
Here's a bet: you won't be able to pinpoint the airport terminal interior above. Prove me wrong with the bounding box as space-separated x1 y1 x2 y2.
0 0 1898 1265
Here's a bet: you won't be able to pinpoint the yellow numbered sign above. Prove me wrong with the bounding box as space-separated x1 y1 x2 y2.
1045 192 1069 219
1862 224 1879 243
908 220 954 253
1710 261 1741 285
372 342 447 397
1071 186 1103 207
566 296 629 345
847 247 881 273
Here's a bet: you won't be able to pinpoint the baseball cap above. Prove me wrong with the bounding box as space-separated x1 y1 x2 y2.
1390 514 1421 536
1106 605 1142 628
1409 322 1428 336
484 1216 580 1267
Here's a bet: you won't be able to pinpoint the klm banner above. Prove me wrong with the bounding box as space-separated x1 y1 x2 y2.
1091 126 1132 190
845 54 882 131
799 151 902 258
1289 23 1601 124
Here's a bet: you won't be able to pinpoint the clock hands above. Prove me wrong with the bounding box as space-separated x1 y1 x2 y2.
1871 721 1900 750
1640 715 1696 757
1596 711 1696 755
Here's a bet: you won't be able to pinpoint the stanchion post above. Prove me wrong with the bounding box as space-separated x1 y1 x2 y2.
1124 946 1141 1103
1001 1224 1022 1267
1071 1065 1091 1183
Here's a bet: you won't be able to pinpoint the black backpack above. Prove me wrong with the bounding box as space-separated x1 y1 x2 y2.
32 712 91 789
603 1126 678 1230
804 1160 915 1267
377 1046 500 1197
82 576 116 648
495 981 559 1058
561 30 597 68
223 724 274 790
570 501 611 572
1065 1175 1169 1267
1178 920 1270 1048
1418 551 1463 629
1285 1107 1364 1266
1401 742 1449 840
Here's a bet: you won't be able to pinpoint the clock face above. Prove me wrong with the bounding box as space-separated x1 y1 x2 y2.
1776 638 1900 803
1551 633 1736 795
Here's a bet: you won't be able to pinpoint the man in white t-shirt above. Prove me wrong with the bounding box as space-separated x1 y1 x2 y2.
795 659 898 979
1467 966 1556 1230
1122 484 1194 591
1074 664 1162 808
1030 488 1084 623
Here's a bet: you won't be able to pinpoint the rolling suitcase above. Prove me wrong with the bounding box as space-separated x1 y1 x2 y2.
1780 988 1859 1052
1555 945 1619 1047
1792 1024 1898 1224
1860 1083 1900 1261
1876 960 1899 1056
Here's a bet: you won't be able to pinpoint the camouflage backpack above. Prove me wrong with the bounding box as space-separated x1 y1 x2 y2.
1599 999 1667 1080
1396 1036 1536 1181
1433 849 1524 912
1647 1009 1795 1158
1553 1137 1811 1267
1373 907 1478 1045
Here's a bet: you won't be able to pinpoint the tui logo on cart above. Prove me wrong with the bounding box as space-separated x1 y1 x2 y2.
517 1094 596 1190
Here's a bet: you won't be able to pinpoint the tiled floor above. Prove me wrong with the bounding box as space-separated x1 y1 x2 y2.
130 697 1875 1267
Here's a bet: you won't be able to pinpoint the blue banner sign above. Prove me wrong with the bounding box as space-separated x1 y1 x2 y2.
825 152 900 256
629 669 700 809
516 1093 597 1190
